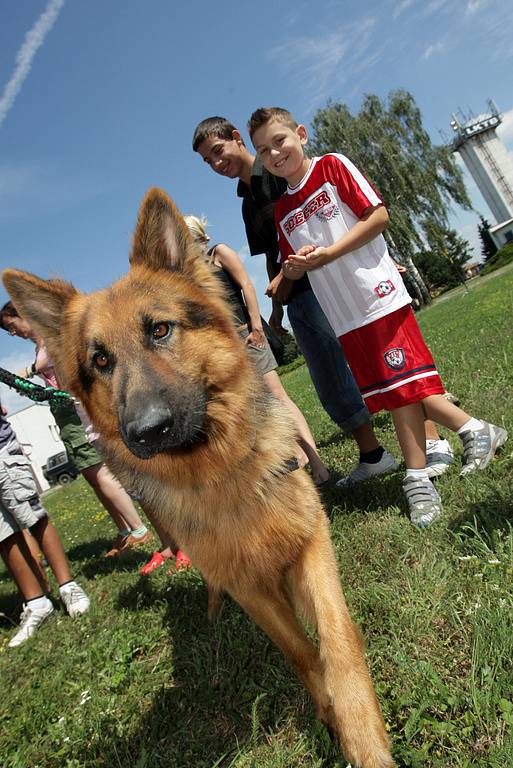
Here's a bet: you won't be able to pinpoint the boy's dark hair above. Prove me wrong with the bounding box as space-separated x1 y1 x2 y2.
0 300 19 332
247 107 298 139
192 116 243 152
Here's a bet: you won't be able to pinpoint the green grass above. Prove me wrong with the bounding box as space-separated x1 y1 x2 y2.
1 270 513 768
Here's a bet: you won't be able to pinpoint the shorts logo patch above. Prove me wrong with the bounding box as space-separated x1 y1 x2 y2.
384 347 405 370
374 279 395 298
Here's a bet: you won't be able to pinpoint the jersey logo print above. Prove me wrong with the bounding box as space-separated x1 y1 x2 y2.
384 347 405 370
374 279 395 298
283 191 331 235
315 204 340 222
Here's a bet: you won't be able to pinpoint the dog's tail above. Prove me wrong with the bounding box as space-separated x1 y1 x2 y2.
290 516 394 768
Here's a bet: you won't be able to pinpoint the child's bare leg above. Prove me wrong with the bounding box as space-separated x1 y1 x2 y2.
0 531 46 601
424 420 441 441
22 530 51 594
392 403 442 528
263 371 330 483
391 403 427 469
421 395 471 432
147 513 178 557
352 421 380 452
81 463 146 532
30 516 71 586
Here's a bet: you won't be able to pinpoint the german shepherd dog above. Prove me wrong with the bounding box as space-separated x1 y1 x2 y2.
3 189 393 768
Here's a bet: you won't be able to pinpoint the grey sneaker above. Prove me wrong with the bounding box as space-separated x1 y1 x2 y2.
460 422 508 475
8 598 55 647
60 583 90 617
426 439 454 478
336 449 399 486
403 475 443 529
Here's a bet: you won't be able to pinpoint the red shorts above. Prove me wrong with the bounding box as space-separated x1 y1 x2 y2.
340 305 444 413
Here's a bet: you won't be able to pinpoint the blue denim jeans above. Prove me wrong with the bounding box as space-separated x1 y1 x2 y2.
287 289 370 435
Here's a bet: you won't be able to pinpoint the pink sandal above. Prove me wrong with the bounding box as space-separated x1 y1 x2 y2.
166 550 192 574
140 551 166 576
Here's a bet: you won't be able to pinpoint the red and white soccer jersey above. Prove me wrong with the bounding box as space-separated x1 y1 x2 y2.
275 153 411 336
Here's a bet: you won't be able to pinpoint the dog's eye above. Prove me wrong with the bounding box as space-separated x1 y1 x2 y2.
93 352 110 369
152 322 171 340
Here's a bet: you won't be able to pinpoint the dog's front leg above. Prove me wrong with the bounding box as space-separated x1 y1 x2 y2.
226 582 330 722
207 585 224 622
287 518 394 768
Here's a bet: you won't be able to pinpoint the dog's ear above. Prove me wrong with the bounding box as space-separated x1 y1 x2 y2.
2 269 77 349
129 187 196 273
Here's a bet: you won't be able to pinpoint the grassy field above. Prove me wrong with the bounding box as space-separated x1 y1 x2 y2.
1 267 512 768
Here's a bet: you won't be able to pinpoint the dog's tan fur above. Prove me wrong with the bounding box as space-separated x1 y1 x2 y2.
3 188 393 767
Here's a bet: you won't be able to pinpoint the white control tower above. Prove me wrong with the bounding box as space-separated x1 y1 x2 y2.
450 100 513 248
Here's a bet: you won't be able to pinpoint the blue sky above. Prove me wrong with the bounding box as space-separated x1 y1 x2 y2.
1 0 512 412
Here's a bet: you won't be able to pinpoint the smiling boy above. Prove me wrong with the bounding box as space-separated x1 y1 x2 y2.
249 106 507 527
192 116 401 486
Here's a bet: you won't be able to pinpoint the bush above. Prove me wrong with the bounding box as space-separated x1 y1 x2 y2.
481 242 513 275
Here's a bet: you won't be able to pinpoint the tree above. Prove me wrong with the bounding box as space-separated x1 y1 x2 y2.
477 215 498 261
414 228 471 292
262 322 300 366
280 330 301 365
309 90 472 304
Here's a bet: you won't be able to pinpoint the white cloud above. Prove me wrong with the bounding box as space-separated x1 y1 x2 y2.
0 0 65 129
466 0 488 14
393 0 415 18
422 40 445 60
266 17 380 109
424 0 452 14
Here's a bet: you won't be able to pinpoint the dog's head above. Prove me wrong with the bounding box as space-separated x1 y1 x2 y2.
3 188 255 481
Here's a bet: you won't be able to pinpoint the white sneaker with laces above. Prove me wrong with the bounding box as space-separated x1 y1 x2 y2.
8 598 55 647
426 439 454 478
460 421 508 475
60 583 90 617
336 449 399 487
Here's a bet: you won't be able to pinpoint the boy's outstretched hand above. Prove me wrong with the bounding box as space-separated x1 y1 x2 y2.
285 244 328 275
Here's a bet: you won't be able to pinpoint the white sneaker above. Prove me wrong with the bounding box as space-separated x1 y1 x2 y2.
426 439 454 478
336 449 399 486
403 475 443 529
8 598 55 647
60 583 90 617
460 421 508 475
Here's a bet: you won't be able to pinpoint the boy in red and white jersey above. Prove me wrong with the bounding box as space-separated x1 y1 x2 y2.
249 106 507 528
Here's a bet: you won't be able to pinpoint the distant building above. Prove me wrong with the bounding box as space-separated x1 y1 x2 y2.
7 403 65 492
450 100 513 249
464 262 481 280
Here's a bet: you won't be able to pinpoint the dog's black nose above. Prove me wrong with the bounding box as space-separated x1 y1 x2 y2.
119 387 207 459
125 408 175 451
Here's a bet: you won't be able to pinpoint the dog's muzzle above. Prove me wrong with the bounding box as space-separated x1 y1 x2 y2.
119 386 207 459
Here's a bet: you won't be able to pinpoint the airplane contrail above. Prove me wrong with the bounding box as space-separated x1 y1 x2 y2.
0 0 66 129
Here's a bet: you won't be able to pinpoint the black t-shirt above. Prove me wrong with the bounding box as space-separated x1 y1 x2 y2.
237 157 311 304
